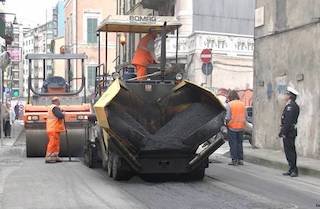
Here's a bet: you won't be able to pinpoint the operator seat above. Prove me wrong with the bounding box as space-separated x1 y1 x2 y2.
42 76 69 93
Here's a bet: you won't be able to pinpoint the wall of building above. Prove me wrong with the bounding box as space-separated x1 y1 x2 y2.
117 0 254 92
53 36 65 78
158 31 253 90
175 0 193 36
254 0 320 158
22 22 54 96
193 0 255 35
64 0 117 94
22 30 34 97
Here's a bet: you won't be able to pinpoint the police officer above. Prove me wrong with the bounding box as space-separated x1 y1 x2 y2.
279 87 300 177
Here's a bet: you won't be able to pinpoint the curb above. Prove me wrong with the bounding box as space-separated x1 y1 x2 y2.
244 153 320 178
12 127 24 146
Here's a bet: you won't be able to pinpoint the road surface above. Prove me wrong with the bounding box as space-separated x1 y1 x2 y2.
0 132 319 209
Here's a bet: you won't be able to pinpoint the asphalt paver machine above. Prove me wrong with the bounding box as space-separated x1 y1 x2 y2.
85 15 227 181
24 54 93 157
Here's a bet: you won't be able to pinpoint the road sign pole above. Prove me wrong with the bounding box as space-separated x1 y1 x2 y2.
205 64 208 86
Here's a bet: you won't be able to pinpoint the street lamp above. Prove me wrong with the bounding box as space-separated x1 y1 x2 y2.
120 33 126 46
120 33 126 63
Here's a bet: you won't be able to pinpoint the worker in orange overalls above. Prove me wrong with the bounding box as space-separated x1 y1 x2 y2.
225 90 246 166
132 30 157 80
45 96 65 163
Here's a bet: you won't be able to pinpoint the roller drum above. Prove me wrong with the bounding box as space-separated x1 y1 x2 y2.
26 128 86 157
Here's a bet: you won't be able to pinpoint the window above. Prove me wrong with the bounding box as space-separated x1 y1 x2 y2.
87 18 97 43
13 72 19 79
87 66 95 90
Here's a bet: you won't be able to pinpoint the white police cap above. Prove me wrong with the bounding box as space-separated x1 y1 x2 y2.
287 86 299 96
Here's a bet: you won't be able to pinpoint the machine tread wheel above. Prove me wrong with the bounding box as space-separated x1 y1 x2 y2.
112 153 132 181
84 144 98 168
107 152 113 177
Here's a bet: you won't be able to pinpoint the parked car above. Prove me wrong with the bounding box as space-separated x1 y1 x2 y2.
243 106 253 145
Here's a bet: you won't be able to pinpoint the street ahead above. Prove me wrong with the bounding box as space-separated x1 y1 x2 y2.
0 133 319 209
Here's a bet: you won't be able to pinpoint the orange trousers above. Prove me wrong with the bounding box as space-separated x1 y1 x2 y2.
46 132 60 157
135 65 147 80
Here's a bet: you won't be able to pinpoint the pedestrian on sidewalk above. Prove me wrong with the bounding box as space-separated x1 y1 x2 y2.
2 103 14 138
279 87 300 177
226 90 246 166
14 102 20 120
45 97 65 163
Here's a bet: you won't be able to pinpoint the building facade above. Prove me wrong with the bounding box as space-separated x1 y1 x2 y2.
254 0 320 158
53 0 65 38
118 0 254 91
5 21 24 99
22 21 55 96
64 0 117 95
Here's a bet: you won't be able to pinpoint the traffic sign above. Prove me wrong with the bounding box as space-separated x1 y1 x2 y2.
200 49 212 63
202 63 213 75
12 89 19 97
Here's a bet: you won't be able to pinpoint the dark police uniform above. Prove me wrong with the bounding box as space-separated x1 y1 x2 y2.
279 100 300 174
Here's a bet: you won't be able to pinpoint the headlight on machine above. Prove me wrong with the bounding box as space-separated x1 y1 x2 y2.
175 73 183 81
27 115 39 121
77 115 88 120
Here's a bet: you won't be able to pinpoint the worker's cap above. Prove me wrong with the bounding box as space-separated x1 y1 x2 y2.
286 86 299 96
51 96 60 102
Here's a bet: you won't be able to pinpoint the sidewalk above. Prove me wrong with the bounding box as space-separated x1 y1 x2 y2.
0 120 25 158
243 145 320 178
0 120 24 147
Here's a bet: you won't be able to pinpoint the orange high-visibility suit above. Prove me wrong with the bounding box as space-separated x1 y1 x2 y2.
227 100 246 129
132 33 156 80
46 104 65 159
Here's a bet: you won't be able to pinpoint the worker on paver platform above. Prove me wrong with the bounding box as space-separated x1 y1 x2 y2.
279 87 300 177
131 30 157 80
45 96 65 163
225 90 246 166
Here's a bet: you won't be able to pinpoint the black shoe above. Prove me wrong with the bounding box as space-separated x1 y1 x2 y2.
282 171 291 176
290 172 298 177
228 160 238 166
45 159 57 164
238 160 244 165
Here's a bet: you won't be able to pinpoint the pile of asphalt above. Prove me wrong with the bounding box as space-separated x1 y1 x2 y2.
107 103 222 152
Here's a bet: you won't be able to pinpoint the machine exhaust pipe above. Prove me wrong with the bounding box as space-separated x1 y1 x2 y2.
160 21 167 81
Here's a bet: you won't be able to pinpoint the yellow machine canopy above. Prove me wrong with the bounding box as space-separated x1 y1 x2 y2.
97 15 181 33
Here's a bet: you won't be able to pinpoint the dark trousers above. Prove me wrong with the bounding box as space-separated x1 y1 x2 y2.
228 130 243 161
283 134 298 173
3 120 11 137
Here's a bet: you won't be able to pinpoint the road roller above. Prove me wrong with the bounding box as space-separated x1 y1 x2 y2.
84 15 227 181
24 54 93 157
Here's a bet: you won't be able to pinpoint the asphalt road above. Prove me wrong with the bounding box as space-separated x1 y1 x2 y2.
0 133 319 209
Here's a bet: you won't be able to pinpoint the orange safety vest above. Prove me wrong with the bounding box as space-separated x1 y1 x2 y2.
227 100 246 129
46 104 65 133
132 34 155 67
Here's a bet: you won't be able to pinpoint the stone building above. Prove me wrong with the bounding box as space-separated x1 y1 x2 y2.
117 0 255 91
254 0 320 158
64 0 117 94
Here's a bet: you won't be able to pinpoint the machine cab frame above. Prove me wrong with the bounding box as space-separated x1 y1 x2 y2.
95 15 182 96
